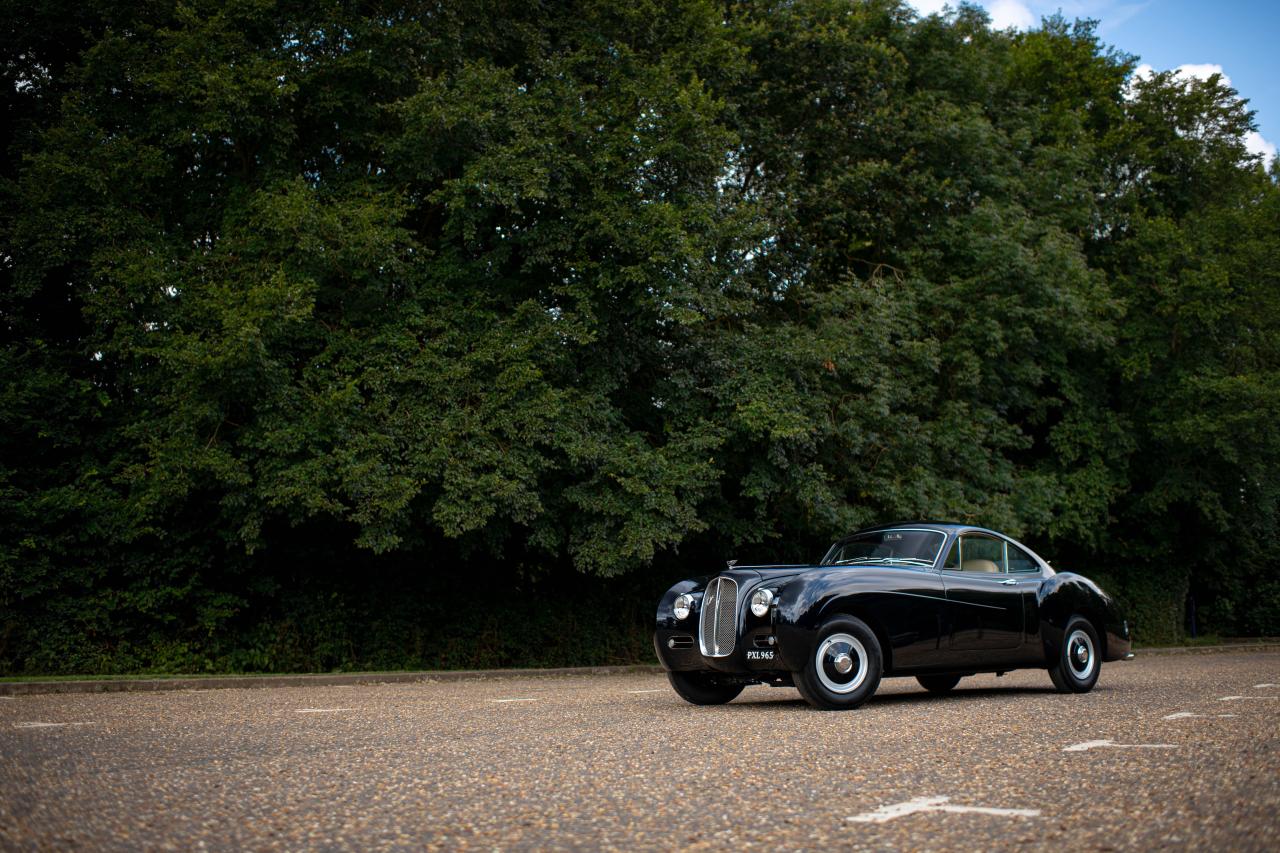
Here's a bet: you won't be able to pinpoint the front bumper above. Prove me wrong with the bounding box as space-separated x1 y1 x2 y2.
654 622 789 676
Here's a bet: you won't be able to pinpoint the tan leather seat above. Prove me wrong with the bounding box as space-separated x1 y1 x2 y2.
961 558 1000 573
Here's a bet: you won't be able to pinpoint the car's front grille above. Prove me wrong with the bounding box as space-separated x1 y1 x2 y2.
699 576 739 657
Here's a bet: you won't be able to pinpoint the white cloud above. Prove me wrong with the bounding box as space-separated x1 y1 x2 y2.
988 0 1035 29
905 1 1152 32
1173 63 1230 86
1244 131 1277 165
1127 62 1230 95
1124 63 1153 100
904 0 1035 30
908 0 950 15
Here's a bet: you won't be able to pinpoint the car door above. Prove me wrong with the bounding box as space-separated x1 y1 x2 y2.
941 534 1025 654
1001 541 1051 664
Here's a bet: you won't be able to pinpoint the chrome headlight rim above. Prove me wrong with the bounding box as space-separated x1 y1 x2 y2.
673 593 694 621
749 587 775 617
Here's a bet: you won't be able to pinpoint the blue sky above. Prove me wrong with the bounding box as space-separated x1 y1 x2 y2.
908 1 1278 164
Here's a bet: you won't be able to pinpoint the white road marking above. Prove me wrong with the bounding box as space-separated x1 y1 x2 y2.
294 708 354 713
1254 683 1277 688
1163 712 1238 719
628 689 663 694
847 796 1040 824
1063 739 1176 752
14 722 94 729
1219 696 1279 701
490 698 539 703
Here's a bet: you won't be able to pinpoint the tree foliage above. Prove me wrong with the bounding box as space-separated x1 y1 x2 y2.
3 0 1277 672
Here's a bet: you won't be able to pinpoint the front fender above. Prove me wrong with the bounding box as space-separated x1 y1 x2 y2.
653 578 705 671
772 569 907 673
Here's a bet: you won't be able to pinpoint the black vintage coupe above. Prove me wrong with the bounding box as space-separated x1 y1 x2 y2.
654 522 1132 710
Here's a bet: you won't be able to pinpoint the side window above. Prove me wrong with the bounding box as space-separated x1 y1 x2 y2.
1007 544 1039 573
958 535 1006 573
943 540 960 569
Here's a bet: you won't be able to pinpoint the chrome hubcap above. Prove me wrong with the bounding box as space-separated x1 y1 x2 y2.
1066 628 1095 680
816 633 868 694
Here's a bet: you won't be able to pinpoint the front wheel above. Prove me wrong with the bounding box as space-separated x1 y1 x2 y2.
1048 617 1101 694
795 616 883 710
916 674 962 694
666 671 744 705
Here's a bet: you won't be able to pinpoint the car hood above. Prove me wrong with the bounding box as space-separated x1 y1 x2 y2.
715 565 819 587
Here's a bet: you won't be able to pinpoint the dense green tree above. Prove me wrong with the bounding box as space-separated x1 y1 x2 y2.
1090 69 1280 636
2 0 1276 673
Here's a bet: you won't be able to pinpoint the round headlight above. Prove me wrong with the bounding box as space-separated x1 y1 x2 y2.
750 588 775 617
673 593 694 621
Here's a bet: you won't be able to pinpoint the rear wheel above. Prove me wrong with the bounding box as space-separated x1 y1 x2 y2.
916 674 962 694
1048 617 1101 694
666 671 744 705
795 616 883 710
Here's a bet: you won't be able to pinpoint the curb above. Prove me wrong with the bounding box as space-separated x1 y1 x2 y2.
1132 642 1280 656
0 664 666 697
3 642 1278 697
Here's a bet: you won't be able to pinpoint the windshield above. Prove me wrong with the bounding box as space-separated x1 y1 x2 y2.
821 529 947 568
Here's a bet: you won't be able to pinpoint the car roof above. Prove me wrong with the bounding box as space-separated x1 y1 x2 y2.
852 521 972 534
841 521 1026 542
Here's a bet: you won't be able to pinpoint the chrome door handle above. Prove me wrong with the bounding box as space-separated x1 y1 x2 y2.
1000 578 1017 585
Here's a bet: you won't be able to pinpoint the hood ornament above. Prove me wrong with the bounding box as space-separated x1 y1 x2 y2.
726 559 738 569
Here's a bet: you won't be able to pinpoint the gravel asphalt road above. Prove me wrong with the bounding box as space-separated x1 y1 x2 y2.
2 651 1277 851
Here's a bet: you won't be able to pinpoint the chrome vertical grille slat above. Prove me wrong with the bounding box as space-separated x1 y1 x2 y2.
698 578 718 655
698 576 738 657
